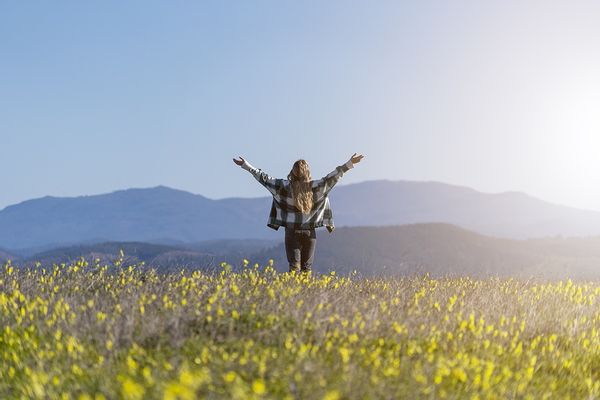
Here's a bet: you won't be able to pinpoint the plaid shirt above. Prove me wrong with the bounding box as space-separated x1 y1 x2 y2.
242 160 354 232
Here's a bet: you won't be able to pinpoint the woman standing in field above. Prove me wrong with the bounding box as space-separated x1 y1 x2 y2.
233 154 364 273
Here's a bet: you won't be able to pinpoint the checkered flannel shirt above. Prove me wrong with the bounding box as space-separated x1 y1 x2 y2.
241 160 354 232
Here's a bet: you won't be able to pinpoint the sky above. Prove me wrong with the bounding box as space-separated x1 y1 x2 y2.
1 1 600 210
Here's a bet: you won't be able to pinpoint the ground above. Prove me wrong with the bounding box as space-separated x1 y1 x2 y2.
1 258 599 399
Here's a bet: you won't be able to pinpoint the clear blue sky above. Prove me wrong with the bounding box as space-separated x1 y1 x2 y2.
2 1 600 210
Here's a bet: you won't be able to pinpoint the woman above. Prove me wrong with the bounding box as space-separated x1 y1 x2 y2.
233 153 364 273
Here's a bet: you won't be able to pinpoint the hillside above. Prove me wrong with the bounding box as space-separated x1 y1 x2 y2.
0 249 16 262
21 224 600 280
2 182 600 250
23 239 278 271
26 242 213 270
251 224 542 277
251 224 600 279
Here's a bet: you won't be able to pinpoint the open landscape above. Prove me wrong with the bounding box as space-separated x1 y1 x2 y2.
2 258 600 399
4 1 600 398
2 177 600 399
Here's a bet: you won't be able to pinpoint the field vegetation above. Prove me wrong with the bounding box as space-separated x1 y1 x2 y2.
1 256 599 399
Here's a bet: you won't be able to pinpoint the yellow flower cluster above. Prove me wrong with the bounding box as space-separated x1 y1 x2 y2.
0 259 599 399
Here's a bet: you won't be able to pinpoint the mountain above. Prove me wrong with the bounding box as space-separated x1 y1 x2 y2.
0 186 275 251
2 181 600 250
22 224 600 280
328 180 600 238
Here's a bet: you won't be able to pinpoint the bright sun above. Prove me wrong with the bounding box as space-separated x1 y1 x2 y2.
540 87 600 208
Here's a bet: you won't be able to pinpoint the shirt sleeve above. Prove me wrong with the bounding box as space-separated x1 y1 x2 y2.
241 160 284 196
314 160 354 196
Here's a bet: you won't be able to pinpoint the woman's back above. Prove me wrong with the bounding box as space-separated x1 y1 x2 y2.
237 157 358 232
234 153 364 272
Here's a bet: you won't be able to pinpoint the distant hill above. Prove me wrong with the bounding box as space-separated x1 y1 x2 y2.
3 182 600 249
184 238 278 256
24 239 278 271
26 241 226 272
0 249 16 263
22 224 600 280
250 224 600 280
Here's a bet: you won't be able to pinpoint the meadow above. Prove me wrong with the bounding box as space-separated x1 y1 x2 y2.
1 256 599 399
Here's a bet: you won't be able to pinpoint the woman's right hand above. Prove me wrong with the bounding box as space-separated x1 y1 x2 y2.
350 153 364 164
233 156 246 166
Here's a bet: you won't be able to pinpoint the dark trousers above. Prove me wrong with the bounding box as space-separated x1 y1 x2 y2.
284 227 316 272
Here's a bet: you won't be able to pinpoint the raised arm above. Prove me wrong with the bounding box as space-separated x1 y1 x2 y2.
315 153 364 195
233 156 283 196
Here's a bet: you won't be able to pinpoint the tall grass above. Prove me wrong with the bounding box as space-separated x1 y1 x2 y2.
1 257 599 399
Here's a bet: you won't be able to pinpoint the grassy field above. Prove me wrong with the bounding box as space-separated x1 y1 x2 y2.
1 257 599 399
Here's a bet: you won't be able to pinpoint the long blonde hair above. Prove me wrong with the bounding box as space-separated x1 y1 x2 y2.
288 159 314 214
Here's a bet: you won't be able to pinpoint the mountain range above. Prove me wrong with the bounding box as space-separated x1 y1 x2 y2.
1 181 600 251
